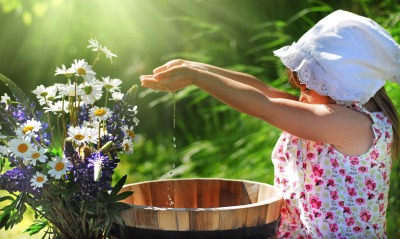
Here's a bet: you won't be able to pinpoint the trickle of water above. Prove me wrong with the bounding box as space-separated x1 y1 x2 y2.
167 194 174 207
170 93 177 175
164 93 177 206
172 92 176 129
172 136 176 148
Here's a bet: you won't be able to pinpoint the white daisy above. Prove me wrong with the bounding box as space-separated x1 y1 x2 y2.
67 125 98 146
81 80 103 105
101 76 122 93
55 64 74 78
100 46 117 63
121 125 136 139
87 38 101 51
111 92 124 101
1 93 11 110
128 105 140 126
89 106 113 122
57 83 83 97
82 120 100 129
30 172 48 188
48 156 71 179
87 39 117 63
8 138 33 157
26 147 48 166
81 120 109 138
15 119 42 138
32 85 58 106
0 145 8 155
121 139 134 154
43 100 70 114
71 59 96 82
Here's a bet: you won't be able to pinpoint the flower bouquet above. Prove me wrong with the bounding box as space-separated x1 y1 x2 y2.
0 39 139 238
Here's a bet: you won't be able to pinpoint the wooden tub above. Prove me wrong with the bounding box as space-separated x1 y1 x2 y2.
111 178 283 239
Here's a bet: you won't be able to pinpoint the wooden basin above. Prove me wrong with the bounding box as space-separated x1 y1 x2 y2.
111 178 283 239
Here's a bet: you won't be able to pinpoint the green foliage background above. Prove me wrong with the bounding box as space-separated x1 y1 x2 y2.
0 0 399 238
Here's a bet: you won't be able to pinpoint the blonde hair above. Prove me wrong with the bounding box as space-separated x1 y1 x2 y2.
287 69 400 159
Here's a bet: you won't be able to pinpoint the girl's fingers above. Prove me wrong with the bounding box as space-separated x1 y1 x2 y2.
153 65 167 74
153 59 186 74
141 80 173 92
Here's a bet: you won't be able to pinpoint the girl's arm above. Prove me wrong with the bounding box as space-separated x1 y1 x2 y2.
152 59 298 100
141 62 374 156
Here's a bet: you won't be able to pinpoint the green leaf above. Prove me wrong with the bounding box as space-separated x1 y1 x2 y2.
113 191 133 202
0 212 11 229
110 175 127 196
108 202 131 211
112 214 125 226
0 73 30 106
0 195 14 203
24 219 48 235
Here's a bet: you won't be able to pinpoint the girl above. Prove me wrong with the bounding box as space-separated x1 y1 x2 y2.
140 10 399 238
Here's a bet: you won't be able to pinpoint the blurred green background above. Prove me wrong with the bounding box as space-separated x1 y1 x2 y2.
0 0 399 238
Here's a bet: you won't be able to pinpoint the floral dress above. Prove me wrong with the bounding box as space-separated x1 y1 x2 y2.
271 103 392 239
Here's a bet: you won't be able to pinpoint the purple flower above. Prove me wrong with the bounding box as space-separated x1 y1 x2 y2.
0 166 40 195
69 151 118 202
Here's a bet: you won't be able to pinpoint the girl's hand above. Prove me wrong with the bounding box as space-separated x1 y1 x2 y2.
140 59 201 92
153 59 207 74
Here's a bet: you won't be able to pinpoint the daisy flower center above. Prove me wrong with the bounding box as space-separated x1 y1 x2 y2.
126 130 135 138
18 143 29 153
84 86 93 94
74 134 85 140
94 108 107 116
36 176 45 183
55 162 65 171
23 126 35 134
32 152 41 159
77 67 87 76
104 85 114 90
123 143 130 151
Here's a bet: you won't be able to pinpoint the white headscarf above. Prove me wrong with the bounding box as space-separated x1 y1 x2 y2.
274 10 400 105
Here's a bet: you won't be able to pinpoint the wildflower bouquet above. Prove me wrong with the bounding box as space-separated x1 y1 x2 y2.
0 39 139 238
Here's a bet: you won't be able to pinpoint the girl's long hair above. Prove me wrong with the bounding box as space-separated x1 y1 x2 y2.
287 69 400 160
371 87 399 159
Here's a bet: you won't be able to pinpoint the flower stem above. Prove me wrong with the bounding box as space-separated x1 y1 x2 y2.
46 112 56 147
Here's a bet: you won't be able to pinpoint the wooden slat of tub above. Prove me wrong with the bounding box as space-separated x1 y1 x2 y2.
241 182 260 204
197 179 220 208
158 209 190 231
219 180 242 207
258 184 279 202
190 209 220 231
219 207 248 230
120 184 152 206
158 209 177 230
173 179 197 208
245 204 267 227
120 205 135 227
150 180 175 208
133 207 159 229
265 198 283 224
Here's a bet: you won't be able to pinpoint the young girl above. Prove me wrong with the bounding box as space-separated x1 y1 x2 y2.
140 10 399 238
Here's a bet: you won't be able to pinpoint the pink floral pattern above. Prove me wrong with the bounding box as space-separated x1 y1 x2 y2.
272 104 392 239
